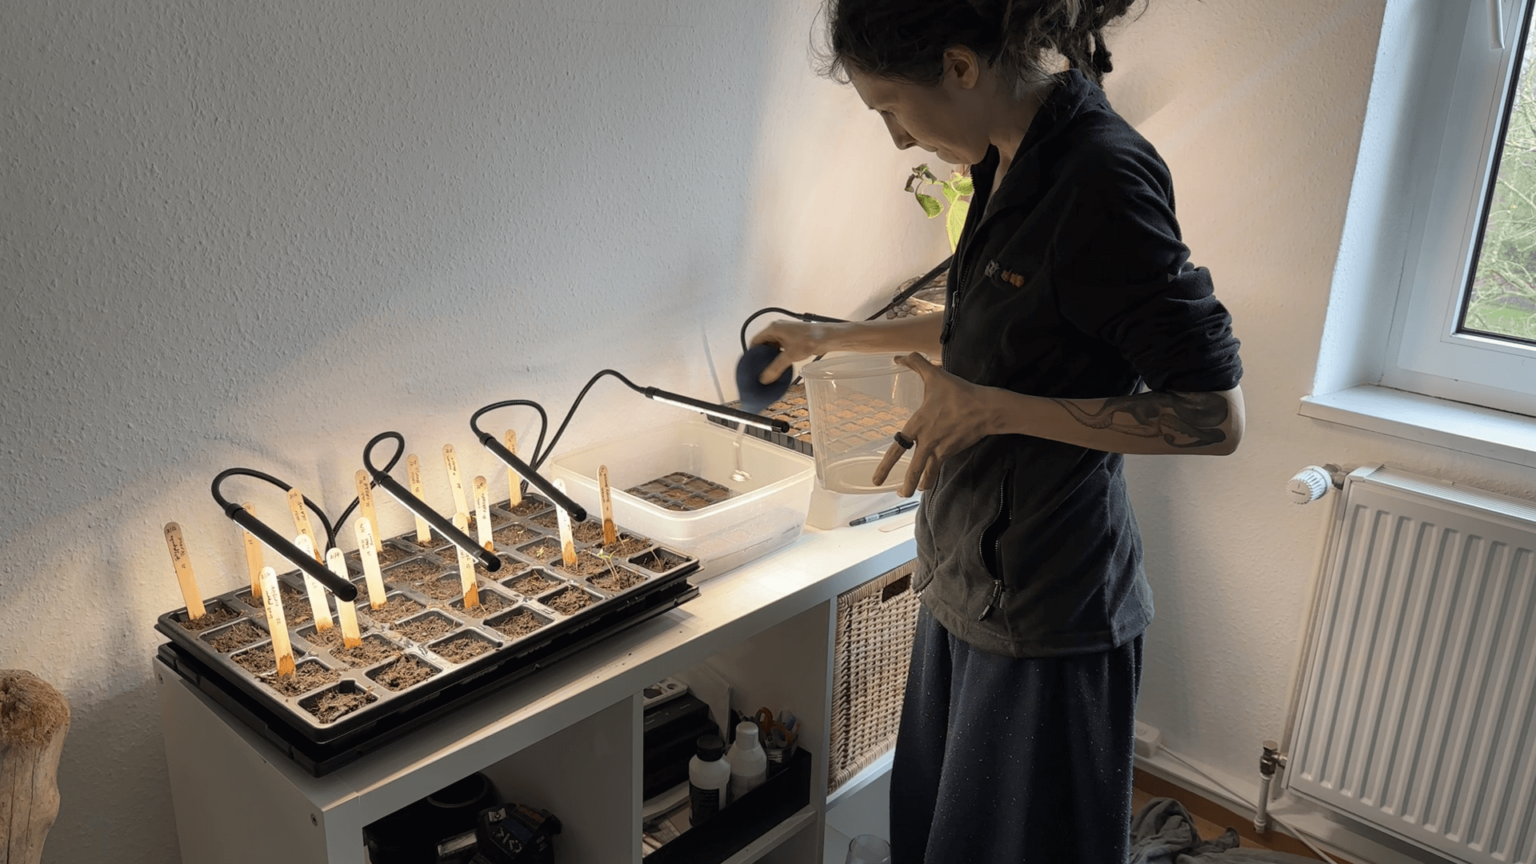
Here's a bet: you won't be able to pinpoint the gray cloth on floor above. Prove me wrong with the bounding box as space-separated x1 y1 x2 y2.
1130 797 1319 863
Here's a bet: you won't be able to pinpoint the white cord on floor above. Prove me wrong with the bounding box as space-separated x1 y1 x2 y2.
1158 747 1342 864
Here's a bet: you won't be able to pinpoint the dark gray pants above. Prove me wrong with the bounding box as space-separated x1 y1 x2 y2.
891 606 1143 863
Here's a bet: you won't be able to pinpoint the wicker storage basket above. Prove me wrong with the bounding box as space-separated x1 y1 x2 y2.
828 558 921 794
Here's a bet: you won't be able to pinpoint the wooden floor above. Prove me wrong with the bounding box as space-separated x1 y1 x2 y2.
1133 768 1344 862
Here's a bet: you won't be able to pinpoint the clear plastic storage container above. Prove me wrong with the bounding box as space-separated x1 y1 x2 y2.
548 419 815 576
802 354 922 494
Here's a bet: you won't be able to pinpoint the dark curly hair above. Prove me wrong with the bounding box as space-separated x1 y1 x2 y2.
817 0 1141 91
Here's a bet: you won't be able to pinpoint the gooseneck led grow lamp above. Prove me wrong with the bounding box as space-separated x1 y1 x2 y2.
469 401 589 523
211 468 360 603
526 369 791 471
363 431 500 573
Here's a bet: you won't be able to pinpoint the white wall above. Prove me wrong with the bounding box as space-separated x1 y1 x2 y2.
0 3 941 860
1106 0 1536 807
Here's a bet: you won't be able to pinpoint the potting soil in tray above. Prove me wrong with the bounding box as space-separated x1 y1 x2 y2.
542 587 597 616
420 574 474 603
331 635 402 668
237 583 313 626
348 541 413 568
450 589 512 620
365 595 425 625
302 685 378 724
631 547 692 574
205 620 267 653
262 660 340 697
517 539 563 562
489 609 550 640
233 642 304 675
506 495 550 517
176 604 240 632
368 656 438 692
394 611 458 643
588 567 647 593
552 550 619 578
298 624 347 651
492 522 541 547
382 557 444 585
156 508 700 747
504 570 563 597
431 632 495 663
601 534 650 557
476 555 523 579
626 472 735 512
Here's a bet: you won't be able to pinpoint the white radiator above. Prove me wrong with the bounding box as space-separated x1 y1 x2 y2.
1288 466 1536 864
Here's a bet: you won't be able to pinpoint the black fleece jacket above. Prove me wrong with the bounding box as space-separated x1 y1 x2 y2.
914 70 1242 658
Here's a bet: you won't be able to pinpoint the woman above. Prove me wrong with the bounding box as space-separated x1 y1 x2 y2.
752 1 1244 861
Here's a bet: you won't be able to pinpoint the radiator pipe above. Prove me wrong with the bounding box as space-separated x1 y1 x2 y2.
1254 740 1287 834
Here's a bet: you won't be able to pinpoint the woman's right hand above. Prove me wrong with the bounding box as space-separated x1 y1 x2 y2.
749 320 835 384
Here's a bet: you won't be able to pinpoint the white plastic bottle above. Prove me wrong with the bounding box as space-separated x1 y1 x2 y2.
726 721 768 803
688 734 730 826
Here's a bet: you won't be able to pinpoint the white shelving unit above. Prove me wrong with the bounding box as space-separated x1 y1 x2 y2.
156 522 916 864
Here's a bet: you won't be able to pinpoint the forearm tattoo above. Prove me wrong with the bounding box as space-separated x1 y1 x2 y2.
1053 391 1230 448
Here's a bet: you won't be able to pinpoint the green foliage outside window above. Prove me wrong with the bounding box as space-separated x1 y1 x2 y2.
1468 49 1536 344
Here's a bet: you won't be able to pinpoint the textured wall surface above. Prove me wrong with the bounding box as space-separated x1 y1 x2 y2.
0 2 940 860
1107 0 1536 796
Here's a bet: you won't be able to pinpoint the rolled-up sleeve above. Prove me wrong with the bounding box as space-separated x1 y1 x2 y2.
1051 144 1243 393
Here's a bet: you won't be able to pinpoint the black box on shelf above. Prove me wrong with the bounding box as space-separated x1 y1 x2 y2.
642 693 718 800
645 746 812 864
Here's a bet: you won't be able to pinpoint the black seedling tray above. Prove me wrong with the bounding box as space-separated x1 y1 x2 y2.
156 496 698 769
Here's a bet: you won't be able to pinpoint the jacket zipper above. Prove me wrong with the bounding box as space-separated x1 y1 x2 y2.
977 468 1012 622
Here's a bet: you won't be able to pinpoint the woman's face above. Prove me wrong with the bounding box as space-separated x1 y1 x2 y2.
848 49 992 166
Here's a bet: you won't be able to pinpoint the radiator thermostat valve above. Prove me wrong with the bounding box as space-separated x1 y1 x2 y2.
1287 465 1334 504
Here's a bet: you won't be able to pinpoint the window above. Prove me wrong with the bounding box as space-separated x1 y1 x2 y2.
1381 0 1536 417
1306 0 1536 462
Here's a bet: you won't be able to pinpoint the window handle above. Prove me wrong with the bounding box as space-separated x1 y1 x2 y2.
1489 0 1506 50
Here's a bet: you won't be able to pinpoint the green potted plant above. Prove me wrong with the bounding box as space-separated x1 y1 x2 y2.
885 165 973 319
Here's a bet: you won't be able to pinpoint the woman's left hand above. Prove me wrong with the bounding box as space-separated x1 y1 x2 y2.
872 353 997 497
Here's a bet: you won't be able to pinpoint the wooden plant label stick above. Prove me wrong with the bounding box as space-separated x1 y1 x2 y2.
599 465 617 546
287 488 322 563
453 512 480 608
293 534 334 631
473 476 493 551
553 479 578 567
164 522 206 619
327 548 362 649
354 469 382 549
240 502 265 599
355 517 388 610
407 454 431 542
443 443 470 520
258 566 295 677
505 430 522 508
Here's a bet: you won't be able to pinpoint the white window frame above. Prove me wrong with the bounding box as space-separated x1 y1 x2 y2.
1387 0 1536 414
1304 0 1536 466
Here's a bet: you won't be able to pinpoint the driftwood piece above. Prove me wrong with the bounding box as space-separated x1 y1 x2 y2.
1 671 70 864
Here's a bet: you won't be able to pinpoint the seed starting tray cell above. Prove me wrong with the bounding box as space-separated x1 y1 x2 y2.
156 497 699 770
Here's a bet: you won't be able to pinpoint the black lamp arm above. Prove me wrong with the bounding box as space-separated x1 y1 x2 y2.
469 402 588 522
362 431 500 573
210 468 357 602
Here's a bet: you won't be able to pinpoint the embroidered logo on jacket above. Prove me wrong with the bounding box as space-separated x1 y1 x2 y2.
984 259 1027 287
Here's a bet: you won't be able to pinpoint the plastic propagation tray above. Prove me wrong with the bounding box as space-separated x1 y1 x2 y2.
547 419 815 575
155 495 699 775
